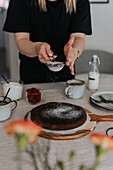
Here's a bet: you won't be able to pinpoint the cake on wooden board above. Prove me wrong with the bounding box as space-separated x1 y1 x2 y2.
31 102 87 130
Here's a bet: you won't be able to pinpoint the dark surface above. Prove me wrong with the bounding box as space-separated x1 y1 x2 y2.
31 102 87 130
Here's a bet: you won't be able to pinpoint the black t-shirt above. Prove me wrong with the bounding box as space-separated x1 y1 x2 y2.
3 0 92 84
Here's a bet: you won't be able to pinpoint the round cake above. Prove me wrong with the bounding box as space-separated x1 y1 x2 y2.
31 102 87 130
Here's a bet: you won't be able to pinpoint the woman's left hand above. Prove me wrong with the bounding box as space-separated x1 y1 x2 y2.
64 37 78 75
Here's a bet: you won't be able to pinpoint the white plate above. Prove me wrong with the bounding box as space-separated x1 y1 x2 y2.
90 91 113 111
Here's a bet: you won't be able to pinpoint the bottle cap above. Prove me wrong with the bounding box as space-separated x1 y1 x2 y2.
92 55 100 65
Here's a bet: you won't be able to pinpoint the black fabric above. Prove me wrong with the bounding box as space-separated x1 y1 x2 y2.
3 0 92 84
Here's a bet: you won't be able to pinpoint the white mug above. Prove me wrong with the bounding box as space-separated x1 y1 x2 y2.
0 96 17 121
1 80 23 100
65 79 85 99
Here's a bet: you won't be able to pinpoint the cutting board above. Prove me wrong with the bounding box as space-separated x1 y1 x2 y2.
24 107 113 140
24 108 97 140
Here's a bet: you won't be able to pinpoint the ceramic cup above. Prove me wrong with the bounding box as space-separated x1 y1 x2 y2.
1 80 23 100
0 96 17 121
65 79 85 99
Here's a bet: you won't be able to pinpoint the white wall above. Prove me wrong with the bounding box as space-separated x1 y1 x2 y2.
0 11 5 47
85 0 113 53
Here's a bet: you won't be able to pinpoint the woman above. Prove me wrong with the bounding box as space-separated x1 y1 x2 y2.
3 0 92 84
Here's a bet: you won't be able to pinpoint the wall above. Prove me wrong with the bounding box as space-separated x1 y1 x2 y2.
0 11 5 47
85 0 113 53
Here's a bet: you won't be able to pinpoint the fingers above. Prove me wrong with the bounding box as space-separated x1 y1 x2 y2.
39 49 50 62
65 48 75 66
69 61 75 75
39 54 47 63
65 53 75 75
38 43 55 63
65 47 77 75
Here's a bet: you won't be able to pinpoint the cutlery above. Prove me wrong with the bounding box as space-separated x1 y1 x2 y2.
90 96 113 104
90 97 102 103
98 95 113 104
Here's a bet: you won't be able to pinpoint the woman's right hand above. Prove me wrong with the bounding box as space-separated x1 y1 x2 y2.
36 42 56 63
14 33 56 63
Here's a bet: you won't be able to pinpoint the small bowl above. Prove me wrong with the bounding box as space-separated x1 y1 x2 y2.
26 88 41 104
46 61 65 72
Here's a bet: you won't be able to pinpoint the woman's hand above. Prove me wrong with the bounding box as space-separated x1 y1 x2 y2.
36 42 56 63
14 33 56 63
64 37 79 75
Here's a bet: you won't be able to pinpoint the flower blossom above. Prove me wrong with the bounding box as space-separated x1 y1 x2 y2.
89 133 113 150
5 120 42 144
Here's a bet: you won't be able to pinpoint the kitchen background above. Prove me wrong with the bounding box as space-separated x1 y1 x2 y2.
0 0 113 81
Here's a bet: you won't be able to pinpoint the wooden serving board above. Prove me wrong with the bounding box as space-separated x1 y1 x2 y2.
25 108 113 140
24 108 97 140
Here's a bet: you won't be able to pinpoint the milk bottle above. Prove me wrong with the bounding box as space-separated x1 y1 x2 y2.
88 55 100 91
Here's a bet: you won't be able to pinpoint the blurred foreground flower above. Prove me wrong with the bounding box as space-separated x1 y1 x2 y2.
89 133 113 170
5 120 42 170
89 133 113 150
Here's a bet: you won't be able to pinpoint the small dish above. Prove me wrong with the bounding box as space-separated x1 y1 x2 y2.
46 61 65 72
26 88 41 104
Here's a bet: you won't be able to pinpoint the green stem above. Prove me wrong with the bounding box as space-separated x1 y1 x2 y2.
92 160 101 170
17 151 22 170
91 146 107 170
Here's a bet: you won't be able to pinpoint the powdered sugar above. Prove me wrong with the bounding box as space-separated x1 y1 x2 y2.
46 61 65 72
42 104 82 120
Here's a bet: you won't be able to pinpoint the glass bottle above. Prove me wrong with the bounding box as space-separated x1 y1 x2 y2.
88 55 100 91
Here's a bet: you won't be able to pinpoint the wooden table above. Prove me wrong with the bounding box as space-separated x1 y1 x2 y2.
0 74 113 170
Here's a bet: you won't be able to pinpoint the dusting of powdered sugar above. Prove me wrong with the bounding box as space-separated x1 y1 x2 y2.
41 103 82 120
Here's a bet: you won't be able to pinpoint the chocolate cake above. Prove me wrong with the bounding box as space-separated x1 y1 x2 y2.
31 102 87 130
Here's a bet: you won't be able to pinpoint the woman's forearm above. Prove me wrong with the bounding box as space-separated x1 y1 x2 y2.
15 38 41 57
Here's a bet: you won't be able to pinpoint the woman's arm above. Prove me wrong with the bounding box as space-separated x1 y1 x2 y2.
70 32 85 56
64 33 85 75
14 33 55 63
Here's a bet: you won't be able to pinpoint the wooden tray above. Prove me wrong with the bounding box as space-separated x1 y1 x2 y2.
24 108 113 140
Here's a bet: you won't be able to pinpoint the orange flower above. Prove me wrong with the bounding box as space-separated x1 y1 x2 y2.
5 120 42 144
89 133 113 150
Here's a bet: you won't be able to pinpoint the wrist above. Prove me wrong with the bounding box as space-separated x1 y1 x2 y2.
34 42 42 55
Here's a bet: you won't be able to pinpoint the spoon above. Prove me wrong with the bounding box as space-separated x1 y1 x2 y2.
1 74 9 84
3 88 10 102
